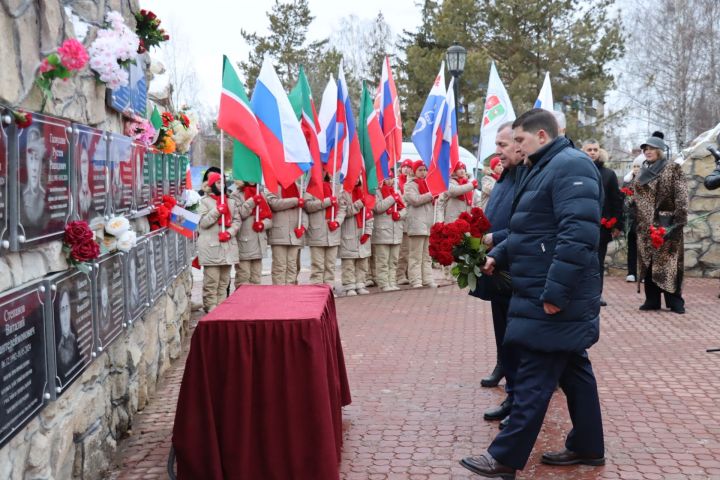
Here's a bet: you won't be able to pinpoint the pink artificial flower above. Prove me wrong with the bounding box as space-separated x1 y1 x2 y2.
39 58 54 73
57 38 89 71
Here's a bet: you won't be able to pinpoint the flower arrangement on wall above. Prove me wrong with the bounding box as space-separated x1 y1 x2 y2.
104 216 138 253
169 108 199 154
135 9 170 53
63 221 100 273
124 114 156 146
88 11 140 89
36 39 89 109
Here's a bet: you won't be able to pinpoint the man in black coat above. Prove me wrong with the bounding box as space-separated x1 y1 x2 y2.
472 122 525 426
582 140 623 306
460 109 605 479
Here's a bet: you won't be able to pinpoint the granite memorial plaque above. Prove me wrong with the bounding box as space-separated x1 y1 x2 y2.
0 111 11 250
175 230 186 275
0 282 49 448
132 143 151 212
166 154 178 198
125 240 149 323
72 125 108 229
146 232 166 302
153 151 165 204
165 230 177 280
50 270 94 394
94 253 125 352
15 113 71 247
108 133 133 216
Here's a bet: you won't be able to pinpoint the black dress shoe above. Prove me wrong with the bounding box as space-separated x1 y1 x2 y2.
670 306 685 314
639 303 661 311
481 363 504 387
484 397 511 421
460 452 516 479
541 448 605 466
498 415 510 430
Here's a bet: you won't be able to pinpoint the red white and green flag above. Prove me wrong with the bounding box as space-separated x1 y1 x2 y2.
289 66 324 200
217 55 277 192
358 82 384 194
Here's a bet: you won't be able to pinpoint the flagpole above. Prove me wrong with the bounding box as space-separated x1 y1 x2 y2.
331 121 339 222
220 130 226 233
298 174 305 231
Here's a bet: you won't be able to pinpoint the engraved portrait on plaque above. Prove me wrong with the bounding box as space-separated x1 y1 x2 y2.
154 151 166 202
0 282 49 448
72 125 108 228
146 232 165 301
126 240 149 323
94 253 125 351
16 113 71 246
51 270 94 393
166 154 178 198
132 143 151 212
108 134 133 215
177 155 189 196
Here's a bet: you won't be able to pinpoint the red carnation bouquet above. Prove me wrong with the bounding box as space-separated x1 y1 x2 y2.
148 195 177 231
429 207 507 290
135 9 169 53
63 221 100 273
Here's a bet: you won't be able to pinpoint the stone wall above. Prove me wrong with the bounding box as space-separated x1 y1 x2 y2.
606 152 720 278
0 270 191 479
1 2 194 479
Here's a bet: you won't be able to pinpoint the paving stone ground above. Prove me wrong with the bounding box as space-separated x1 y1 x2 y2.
106 273 720 480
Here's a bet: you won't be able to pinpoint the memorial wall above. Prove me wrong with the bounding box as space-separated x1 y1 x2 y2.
0 2 193 479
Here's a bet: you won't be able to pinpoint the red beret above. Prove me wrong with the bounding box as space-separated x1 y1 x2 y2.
453 161 467 172
412 160 426 173
207 172 222 188
490 156 501 170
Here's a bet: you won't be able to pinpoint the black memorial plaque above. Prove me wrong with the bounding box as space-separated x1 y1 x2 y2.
94 253 126 352
50 270 94 394
72 125 108 228
15 113 71 247
175 231 186 275
125 240 149 323
0 111 11 249
132 143 151 212
154 152 166 201
108 133 133 216
166 154 178 198
165 230 177 280
177 155 189 197
146 232 166 301
0 282 49 448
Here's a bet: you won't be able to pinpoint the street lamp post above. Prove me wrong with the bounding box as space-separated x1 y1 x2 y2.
446 42 467 117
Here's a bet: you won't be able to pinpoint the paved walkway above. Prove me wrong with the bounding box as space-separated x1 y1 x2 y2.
106 275 720 479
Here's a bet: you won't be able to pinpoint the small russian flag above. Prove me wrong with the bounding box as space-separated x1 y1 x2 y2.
169 205 200 239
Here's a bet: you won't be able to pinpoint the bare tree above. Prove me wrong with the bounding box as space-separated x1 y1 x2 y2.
621 0 720 148
161 22 200 111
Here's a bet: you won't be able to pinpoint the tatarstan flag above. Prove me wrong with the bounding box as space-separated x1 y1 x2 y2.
216 55 277 192
289 66 324 200
358 82 384 193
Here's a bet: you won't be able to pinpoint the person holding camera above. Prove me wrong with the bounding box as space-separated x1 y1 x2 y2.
633 133 688 314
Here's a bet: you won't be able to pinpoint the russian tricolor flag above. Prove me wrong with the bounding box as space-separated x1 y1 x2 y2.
534 72 554 112
376 56 402 178
412 62 448 195
442 77 460 174
251 57 313 189
318 76 344 170
336 63 363 193
169 205 200 239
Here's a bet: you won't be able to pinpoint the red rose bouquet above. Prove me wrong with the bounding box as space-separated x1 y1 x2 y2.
600 217 617 229
135 9 169 53
429 207 503 290
63 221 99 272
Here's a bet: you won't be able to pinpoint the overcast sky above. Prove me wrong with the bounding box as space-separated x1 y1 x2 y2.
141 0 422 107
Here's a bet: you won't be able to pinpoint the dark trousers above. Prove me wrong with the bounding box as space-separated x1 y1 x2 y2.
491 297 516 398
597 230 611 292
488 347 604 470
626 225 637 276
643 267 684 309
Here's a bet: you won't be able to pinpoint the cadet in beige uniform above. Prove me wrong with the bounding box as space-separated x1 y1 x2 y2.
396 159 414 285
303 176 346 285
339 180 374 295
404 161 437 288
231 182 273 285
372 173 406 291
266 181 306 285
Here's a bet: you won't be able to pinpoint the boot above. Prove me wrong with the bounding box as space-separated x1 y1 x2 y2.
481 363 504 388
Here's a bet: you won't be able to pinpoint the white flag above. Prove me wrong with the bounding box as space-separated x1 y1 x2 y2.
534 72 554 111
478 62 516 166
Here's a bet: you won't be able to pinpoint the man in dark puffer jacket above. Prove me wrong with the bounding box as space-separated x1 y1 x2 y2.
460 109 605 479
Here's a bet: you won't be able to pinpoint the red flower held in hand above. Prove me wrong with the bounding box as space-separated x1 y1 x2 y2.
601 217 618 229
620 187 634 196
649 225 666 249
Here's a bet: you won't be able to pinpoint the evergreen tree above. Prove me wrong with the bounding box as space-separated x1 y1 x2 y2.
479 0 624 140
239 0 326 91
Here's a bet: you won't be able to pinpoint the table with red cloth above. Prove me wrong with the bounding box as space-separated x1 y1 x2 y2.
172 284 351 480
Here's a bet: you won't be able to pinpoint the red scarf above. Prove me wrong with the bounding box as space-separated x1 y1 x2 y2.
243 185 272 221
415 177 430 195
398 174 407 194
455 177 473 206
352 185 371 228
381 184 405 213
208 194 233 227
281 183 300 200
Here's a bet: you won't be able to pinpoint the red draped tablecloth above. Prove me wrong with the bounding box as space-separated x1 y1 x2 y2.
172 284 351 480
